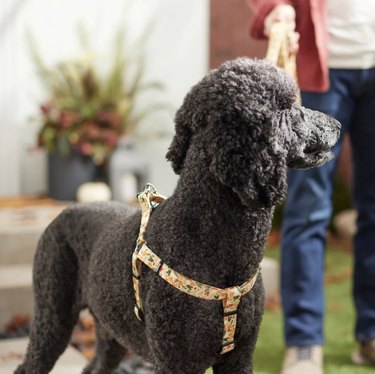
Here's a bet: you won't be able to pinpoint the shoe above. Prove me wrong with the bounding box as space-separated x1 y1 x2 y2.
352 339 375 365
281 345 323 374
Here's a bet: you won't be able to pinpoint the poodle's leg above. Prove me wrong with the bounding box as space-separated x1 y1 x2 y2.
14 306 80 374
212 355 252 373
212 337 256 374
15 232 81 374
82 322 126 374
213 294 264 374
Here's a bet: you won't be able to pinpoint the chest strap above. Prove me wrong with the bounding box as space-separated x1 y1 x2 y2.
132 184 260 355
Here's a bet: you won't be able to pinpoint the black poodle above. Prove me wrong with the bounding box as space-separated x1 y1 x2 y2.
15 57 340 374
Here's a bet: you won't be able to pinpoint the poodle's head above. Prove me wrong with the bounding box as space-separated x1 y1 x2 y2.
166 58 340 208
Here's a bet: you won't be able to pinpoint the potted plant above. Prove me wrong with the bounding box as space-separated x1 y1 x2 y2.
30 27 166 200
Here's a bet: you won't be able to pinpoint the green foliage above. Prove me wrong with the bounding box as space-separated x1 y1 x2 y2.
206 246 373 373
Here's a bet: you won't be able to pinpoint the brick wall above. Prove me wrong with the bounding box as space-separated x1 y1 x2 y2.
209 0 266 69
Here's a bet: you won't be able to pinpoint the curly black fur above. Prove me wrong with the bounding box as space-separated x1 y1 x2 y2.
15 57 340 374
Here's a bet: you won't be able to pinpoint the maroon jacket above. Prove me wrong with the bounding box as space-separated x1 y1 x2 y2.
248 0 329 92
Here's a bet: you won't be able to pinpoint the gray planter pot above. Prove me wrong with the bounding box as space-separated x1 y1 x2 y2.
47 152 102 201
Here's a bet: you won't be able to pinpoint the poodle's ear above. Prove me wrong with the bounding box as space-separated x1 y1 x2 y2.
166 107 192 175
208 120 288 208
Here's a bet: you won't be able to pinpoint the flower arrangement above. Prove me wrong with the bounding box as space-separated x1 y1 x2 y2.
31 28 166 165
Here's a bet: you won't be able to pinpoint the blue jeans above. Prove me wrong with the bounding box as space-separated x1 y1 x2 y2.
281 68 375 346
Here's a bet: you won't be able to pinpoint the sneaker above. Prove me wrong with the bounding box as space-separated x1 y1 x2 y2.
352 339 375 365
281 345 323 374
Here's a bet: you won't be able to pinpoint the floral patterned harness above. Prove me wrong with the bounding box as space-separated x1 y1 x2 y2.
132 184 260 355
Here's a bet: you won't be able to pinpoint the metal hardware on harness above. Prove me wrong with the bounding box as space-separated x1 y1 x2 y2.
131 184 260 354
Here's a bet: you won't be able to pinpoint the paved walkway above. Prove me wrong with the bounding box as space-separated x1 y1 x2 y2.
0 337 87 373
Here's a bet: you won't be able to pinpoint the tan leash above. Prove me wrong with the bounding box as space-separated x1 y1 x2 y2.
266 21 300 103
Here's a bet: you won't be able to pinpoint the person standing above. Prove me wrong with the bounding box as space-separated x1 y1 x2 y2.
248 1 375 373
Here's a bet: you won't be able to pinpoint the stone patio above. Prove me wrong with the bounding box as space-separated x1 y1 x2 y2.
0 337 87 373
0 199 68 329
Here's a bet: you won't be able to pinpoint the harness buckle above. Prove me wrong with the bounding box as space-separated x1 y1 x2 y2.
223 310 237 317
143 183 157 195
134 304 145 322
219 340 235 355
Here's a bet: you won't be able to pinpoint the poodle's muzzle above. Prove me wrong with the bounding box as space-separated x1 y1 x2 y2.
286 105 341 169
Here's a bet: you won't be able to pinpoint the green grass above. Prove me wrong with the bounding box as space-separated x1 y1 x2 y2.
206 244 374 373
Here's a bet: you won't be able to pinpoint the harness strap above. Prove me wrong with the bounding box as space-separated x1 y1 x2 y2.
132 184 260 355
138 244 227 300
132 184 166 322
221 286 242 354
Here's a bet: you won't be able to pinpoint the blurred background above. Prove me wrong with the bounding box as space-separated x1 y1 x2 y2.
0 1 355 373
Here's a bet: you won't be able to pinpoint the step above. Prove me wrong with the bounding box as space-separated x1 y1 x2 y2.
0 205 67 265
0 337 87 373
0 265 33 330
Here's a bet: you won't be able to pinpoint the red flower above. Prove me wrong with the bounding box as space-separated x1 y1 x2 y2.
40 103 52 115
79 142 93 155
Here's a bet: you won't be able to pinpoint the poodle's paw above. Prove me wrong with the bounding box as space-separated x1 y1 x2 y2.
81 363 95 374
14 364 26 374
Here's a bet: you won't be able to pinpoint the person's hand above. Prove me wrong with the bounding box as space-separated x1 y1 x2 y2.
264 4 299 55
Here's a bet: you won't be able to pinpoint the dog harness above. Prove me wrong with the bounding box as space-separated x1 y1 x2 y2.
132 184 260 355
